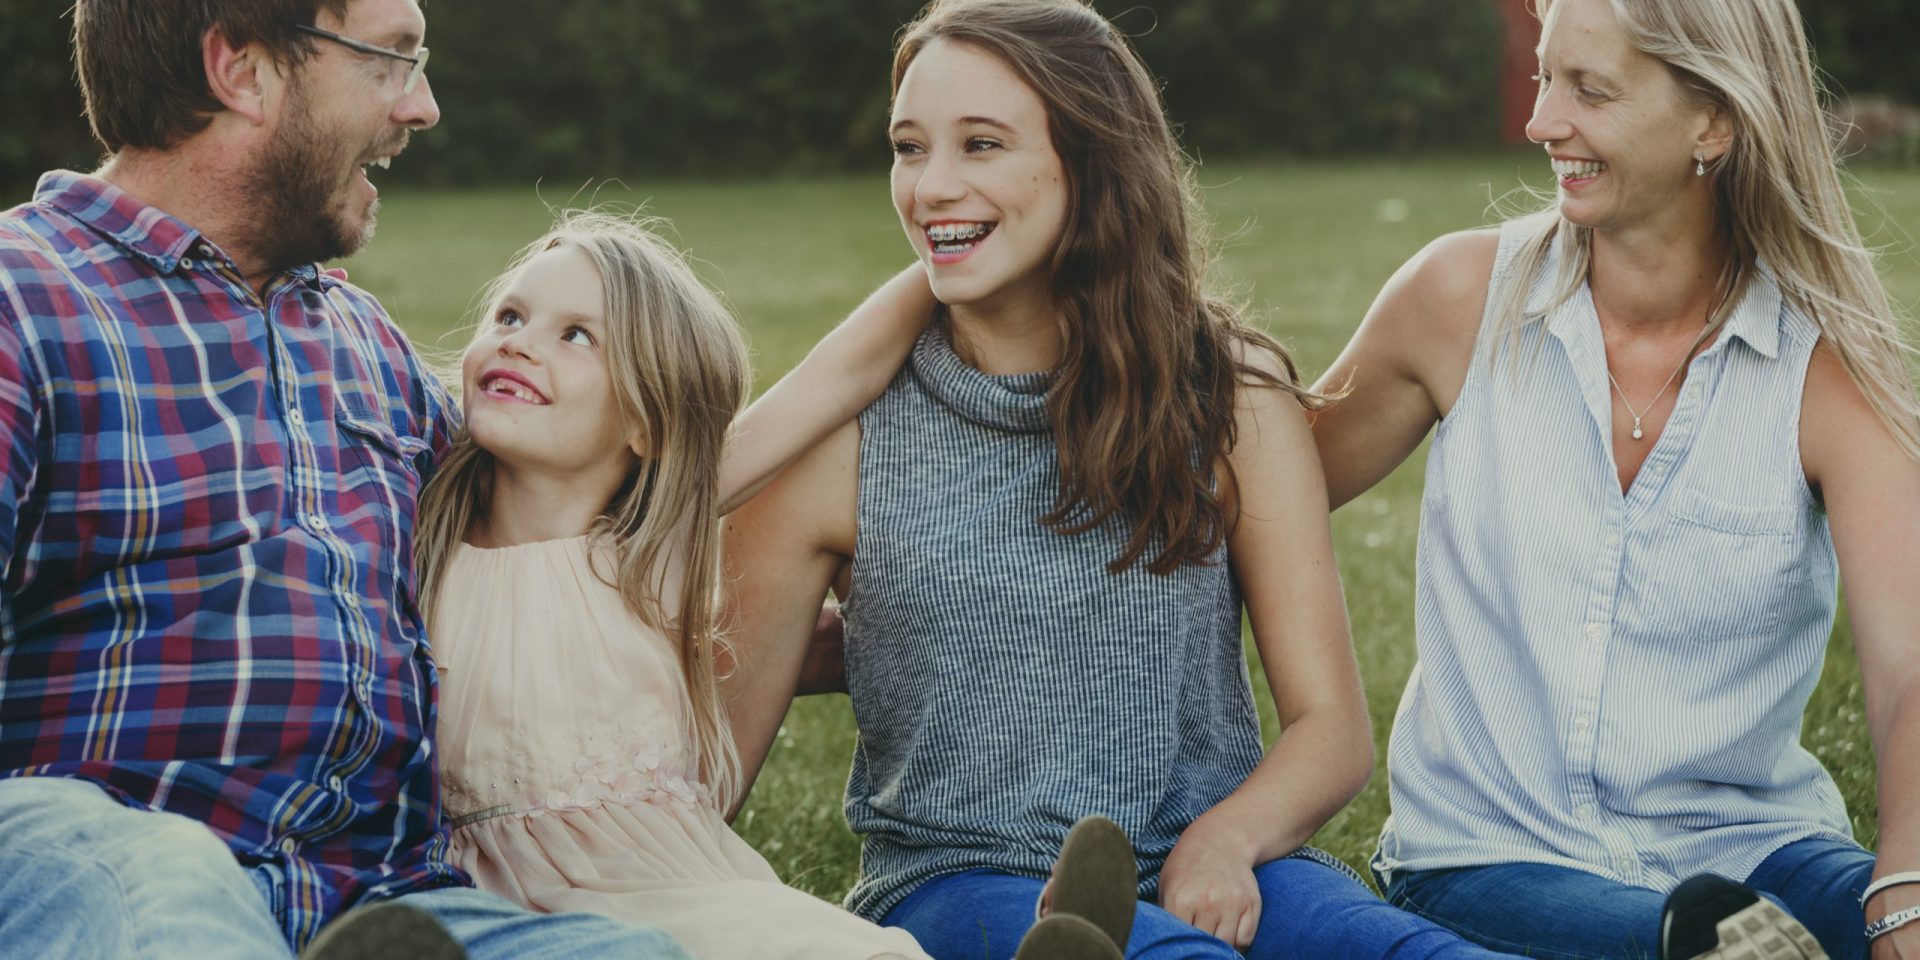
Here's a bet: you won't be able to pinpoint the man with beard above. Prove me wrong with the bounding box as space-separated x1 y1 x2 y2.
0 2 691 958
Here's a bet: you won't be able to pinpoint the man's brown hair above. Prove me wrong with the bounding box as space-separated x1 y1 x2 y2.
72 0 351 153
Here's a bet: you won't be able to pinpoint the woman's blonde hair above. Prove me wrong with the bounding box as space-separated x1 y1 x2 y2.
1490 0 1920 456
416 210 748 809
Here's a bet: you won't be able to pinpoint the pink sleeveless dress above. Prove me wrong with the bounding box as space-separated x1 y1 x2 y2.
432 537 927 959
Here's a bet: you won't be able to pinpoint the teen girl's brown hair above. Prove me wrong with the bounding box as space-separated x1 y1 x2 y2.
894 0 1329 575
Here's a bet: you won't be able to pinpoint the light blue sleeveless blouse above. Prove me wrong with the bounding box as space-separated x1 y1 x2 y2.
1373 220 1859 892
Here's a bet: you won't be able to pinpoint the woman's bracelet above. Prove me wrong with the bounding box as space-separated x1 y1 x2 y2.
1866 905 1920 943
1862 871 1920 906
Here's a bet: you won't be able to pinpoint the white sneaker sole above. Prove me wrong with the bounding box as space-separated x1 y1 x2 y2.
1692 899 1827 960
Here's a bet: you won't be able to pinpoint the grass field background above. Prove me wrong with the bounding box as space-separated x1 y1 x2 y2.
345 153 1920 901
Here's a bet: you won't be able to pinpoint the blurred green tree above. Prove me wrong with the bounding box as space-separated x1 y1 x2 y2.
1803 0 1919 104
1 0 95 187
2 0 1911 188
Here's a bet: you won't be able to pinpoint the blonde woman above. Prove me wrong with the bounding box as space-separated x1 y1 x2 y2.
1312 0 1920 957
415 212 935 960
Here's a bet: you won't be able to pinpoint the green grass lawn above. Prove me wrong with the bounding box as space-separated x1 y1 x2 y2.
346 153 1920 902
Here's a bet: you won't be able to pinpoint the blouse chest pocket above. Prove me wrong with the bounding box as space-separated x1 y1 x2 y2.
1639 486 1812 641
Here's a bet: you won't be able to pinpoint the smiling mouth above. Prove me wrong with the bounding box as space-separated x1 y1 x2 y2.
358 155 393 186
478 373 549 404
926 221 996 257
358 131 411 185
1552 158 1607 182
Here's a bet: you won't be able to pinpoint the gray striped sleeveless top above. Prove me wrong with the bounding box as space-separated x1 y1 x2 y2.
839 329 1264 922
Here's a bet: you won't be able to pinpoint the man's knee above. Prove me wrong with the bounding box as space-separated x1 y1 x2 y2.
0 776 272 956
0 776 239 877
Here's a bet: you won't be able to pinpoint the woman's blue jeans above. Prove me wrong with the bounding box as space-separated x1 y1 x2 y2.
884 852 1521 959
1385 838 1874 960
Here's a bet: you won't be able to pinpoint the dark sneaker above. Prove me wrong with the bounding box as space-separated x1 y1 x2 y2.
1016 914 1124 960
1659 874 1826 960
1048 815 1138 953
303 901 466 960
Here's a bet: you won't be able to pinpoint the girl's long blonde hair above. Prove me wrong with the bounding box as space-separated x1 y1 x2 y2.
416 211 748 809
1491 0 1920 457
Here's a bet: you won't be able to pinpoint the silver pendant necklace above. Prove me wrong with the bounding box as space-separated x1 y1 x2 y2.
1604 351 1692 441
1603 303 1719 441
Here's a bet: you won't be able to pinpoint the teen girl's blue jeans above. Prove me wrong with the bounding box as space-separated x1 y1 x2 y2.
1384 838 1875 960
883 852 1522 959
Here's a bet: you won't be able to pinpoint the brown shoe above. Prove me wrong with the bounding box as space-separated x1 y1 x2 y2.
302 901 466 960
1016 914 1124 960
1047 815 1137 954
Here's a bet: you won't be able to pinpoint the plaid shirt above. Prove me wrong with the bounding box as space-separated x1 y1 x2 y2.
0 172 466 947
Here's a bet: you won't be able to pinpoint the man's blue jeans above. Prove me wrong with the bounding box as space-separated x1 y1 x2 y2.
1385 838 1874 960
0 776 690 959
883 854 1524 959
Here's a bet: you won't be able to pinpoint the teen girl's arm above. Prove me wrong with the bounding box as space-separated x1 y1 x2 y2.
1799 346 1920 960
1308 230 1496 509
717 420 861 819
1151 345 1371 950
717 264 933 514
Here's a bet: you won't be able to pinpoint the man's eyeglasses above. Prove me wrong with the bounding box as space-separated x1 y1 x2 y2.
294 24 429 96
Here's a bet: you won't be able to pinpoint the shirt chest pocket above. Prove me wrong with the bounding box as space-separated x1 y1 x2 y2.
335 414 430 591
1639 487 1813 641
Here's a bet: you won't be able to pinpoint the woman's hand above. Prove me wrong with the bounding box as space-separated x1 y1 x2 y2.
1158 814 1262 949
1868 886 1920 960
792 602 849 696
1874 925 1919 960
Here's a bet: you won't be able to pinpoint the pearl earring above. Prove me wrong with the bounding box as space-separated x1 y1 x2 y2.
1695 156 1706 177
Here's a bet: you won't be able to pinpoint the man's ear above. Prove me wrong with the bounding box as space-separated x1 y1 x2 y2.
202 27 276 126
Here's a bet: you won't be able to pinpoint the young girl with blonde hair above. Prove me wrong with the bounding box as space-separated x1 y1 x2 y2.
416 211 933 960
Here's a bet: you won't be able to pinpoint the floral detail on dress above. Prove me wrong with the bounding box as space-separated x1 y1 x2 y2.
537 734 712 812
445 692 715 824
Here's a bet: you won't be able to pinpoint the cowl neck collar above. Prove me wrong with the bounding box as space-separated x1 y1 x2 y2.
907 328 1052 433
